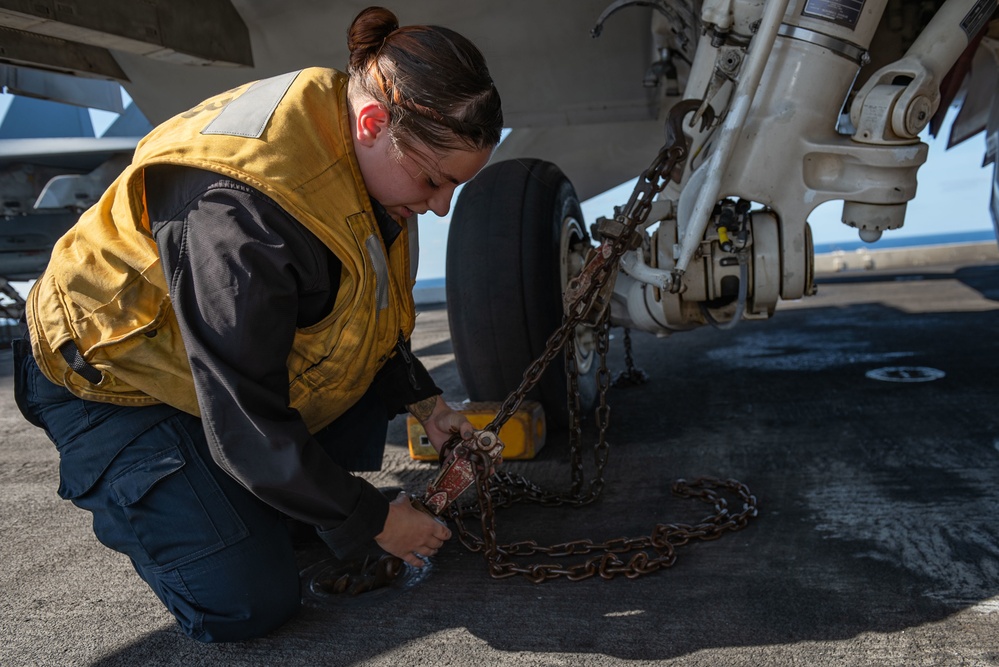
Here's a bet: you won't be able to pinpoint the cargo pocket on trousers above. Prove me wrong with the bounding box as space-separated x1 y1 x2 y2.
109 444 248 574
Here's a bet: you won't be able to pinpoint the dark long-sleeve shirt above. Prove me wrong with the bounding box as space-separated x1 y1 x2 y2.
144 165 439 556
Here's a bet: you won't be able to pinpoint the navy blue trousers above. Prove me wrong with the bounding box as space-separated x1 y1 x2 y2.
12 337 388 642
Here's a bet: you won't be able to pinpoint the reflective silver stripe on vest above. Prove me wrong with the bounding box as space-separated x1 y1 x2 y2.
202 70 302 138
365 235 390 311
407 217 419 282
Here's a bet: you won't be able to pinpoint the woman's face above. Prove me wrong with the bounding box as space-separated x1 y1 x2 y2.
371 142 492 221
352 101 492 221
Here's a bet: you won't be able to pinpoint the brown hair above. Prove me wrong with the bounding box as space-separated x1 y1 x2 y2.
346 6 503 157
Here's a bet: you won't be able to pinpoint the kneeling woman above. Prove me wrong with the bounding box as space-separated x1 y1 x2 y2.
13 6 502 642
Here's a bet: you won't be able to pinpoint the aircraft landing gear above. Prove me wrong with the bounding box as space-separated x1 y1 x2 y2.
446 159 598 427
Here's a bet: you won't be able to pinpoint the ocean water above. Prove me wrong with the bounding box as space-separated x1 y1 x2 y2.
812 229 996 254
415 229 999 294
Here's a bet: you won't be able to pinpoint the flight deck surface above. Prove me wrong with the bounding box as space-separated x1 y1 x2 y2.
3 246 999 666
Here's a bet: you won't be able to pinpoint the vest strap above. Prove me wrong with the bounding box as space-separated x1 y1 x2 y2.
59 342 103 385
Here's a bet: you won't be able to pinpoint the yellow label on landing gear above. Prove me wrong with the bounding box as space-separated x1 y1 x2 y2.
406 401 546 461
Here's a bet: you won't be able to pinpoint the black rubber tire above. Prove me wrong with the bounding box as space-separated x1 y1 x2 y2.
446 159 597 427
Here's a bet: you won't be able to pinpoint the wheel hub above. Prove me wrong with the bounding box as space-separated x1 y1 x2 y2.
559 215 597 375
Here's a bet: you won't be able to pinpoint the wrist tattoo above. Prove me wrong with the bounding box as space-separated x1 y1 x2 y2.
407 396 437 423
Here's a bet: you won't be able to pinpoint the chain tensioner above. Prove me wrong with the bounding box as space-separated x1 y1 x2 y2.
421 100 759 582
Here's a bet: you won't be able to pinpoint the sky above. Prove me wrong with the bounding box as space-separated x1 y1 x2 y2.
414 107 995 281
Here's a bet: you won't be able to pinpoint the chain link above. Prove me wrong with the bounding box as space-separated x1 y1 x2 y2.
446 100 758 581
612 328 649 387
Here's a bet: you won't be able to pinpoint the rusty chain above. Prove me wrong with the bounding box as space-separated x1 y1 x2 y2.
441 99 759 582
611 327 649 387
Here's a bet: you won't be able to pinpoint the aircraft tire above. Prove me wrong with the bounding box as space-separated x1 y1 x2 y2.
446 158 598 428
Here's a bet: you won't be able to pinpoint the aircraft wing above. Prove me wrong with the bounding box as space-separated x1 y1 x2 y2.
0 136 138 169
0 96 147 293
0 0 659 200
108 2 654 125
0 134 139 288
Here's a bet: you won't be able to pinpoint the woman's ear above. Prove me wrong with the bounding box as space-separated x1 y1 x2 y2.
355 101 391 146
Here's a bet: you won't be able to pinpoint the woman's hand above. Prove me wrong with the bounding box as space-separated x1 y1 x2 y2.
374 493 452 567
408 396 503 478
407 395 475 454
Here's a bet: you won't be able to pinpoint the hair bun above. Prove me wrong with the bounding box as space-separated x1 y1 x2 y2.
347 6 400 73
345 6 503 151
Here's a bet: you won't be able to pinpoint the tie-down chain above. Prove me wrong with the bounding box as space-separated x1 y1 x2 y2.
418 99 759 582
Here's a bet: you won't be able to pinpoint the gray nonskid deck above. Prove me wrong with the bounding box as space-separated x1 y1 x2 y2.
3 254 999 666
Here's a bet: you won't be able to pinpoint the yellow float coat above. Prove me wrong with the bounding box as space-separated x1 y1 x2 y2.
26 68 416 432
